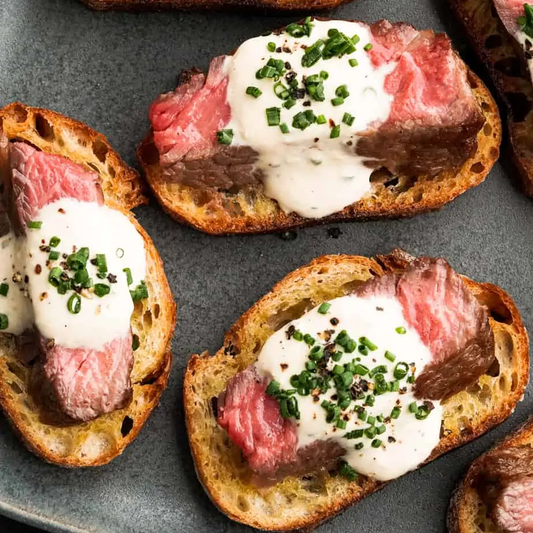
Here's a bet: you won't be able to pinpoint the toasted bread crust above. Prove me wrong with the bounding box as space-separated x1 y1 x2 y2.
448 417 533 533
138 66 501 235
79 0 350 11
0 103 177 467
184 251 528 531
448 0 533 195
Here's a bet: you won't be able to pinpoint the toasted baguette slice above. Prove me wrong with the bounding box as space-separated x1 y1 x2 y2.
184 250 529 531
449 0 533 195
138 69 501 235
0 102 177 467
79 0 351 11
448 417 533 533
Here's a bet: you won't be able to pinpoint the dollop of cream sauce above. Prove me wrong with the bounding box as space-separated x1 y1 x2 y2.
225 20 395 219
0 199 146 350
255 295 443 482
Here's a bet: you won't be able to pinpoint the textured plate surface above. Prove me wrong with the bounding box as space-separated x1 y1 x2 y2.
0 0 532 532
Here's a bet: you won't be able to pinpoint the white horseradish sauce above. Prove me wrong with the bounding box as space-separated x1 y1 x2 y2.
0 198 146 350
255 295 443 482
224 19 395 219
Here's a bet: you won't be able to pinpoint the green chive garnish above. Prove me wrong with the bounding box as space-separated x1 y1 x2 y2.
339 461 358 481
67 293 81 314
279 123 289 134
349 58 358 67
266 107 281 126
0 313 8 330
335 85 350 98
94 283 111 298
330 125 341 138
246 86 262 98
123 267 133 286
342 112 355 126
216 129 233 145
0 283 8 297
49 236 60 247
130 280 149 302
371 439 382 448
96 254 107 274
27 221 42 230
67 247 89 271
316 114 327 125
267 41 276 52
394 362 409 380
48 267 63 287
345 429 364 439
391 406 401 419
292 330 303 341
385 351 396 362
364 43 373 51
396 326 407 334
336 418 347 429
318 302 331 314
409 402 418 413
303 333 315 346
355 442 364 450
359 337 377 351
49 251 60 261
331 97 344 106
283 99 296 110
266 380 281 396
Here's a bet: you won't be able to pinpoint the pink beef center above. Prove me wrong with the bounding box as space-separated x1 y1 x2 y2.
217 367 298 475
10 142 103 227
495 477 533 533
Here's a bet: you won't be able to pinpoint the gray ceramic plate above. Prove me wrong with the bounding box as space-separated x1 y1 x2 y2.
0 0 532 532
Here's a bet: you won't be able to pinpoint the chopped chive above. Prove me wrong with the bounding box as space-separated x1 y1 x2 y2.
367 415 376 426
365 426 377 439
333 364 344 375
344 338 357 353
365 394 375 407
376 424 386 435
407 375 415 384
371 439 382 448
267 41 276 52
339 461 358 481
391 406 401 419
316 114 327 125
349 58 358 67
283 98 296 110
358 345 369 355
394 362 409 380
292 330 303 341
246 86 262 98
0 313 8 330
27 221 42 230
49 236 61 247
384 351 396 362
336 418 347 429
409 402 418 413
369 365 388 378
96 254 107 274
123 268 133 286
320 70 329 79
355 442 364 450
330 125 341 138
67 247 89 271
318 302 331 314
0 283 8 297
130 280 149 302
305 361 316 371
303 334 315 346
364 43 373 51
280 123 289 134
395 326 407 334
94 283 111 298
331 97 344 106
49 251 60 261
335 85 350 98
48 267 63 287
359 337 377 351
266 107 281 127
342 112 355 126
67 293 81 314
332 351 343 362
391 380 400 392
345 429 364 439
354 364 369 376
309 345 323 361
216 129 233 145
266 380 281 396
358 409 367 421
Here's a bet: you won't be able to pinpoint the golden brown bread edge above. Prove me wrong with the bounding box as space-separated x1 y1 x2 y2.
183 250 529 531
0 102 177 467
449 0 533 195
138 68 501 235
448 417 533 533
79 0 351 11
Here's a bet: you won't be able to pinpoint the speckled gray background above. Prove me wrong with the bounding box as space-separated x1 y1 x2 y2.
0 0 531 532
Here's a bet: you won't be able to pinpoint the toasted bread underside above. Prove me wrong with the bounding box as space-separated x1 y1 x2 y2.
183 251 529 531
79 0 350 11
448 417 533 533
0 103 177 467
449 0 533 195
138 70 501 235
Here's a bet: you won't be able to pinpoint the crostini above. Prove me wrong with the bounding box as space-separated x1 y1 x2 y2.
139 18 501 234
0 103 176 467
449 0 533 195
184 249 528 530
449 417 533 533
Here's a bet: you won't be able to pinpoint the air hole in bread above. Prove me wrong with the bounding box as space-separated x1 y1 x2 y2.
143 310 153 328
222 198 244 217
9 381 23 395
481 102 491 113
34 114 55 142
120 416 134 438
108 165 116 178
153 303 160 319
485 358 500 377
484 123 493 136
475 292 513 324
87 162 100 174
237 495 250 512
318 267 329 275
412 190 423 202
11 104 29 123
253 339 262 354
191 189 215 208
267 299 314 331
92 138 108 163
499 375 509 392
494 57 522 77
485 34 503 49
342 279 366 293
470 162 485 174
139 141 159 166
511 371 518 391
506 92 532 122
468 75 479 90
458 415 472 433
